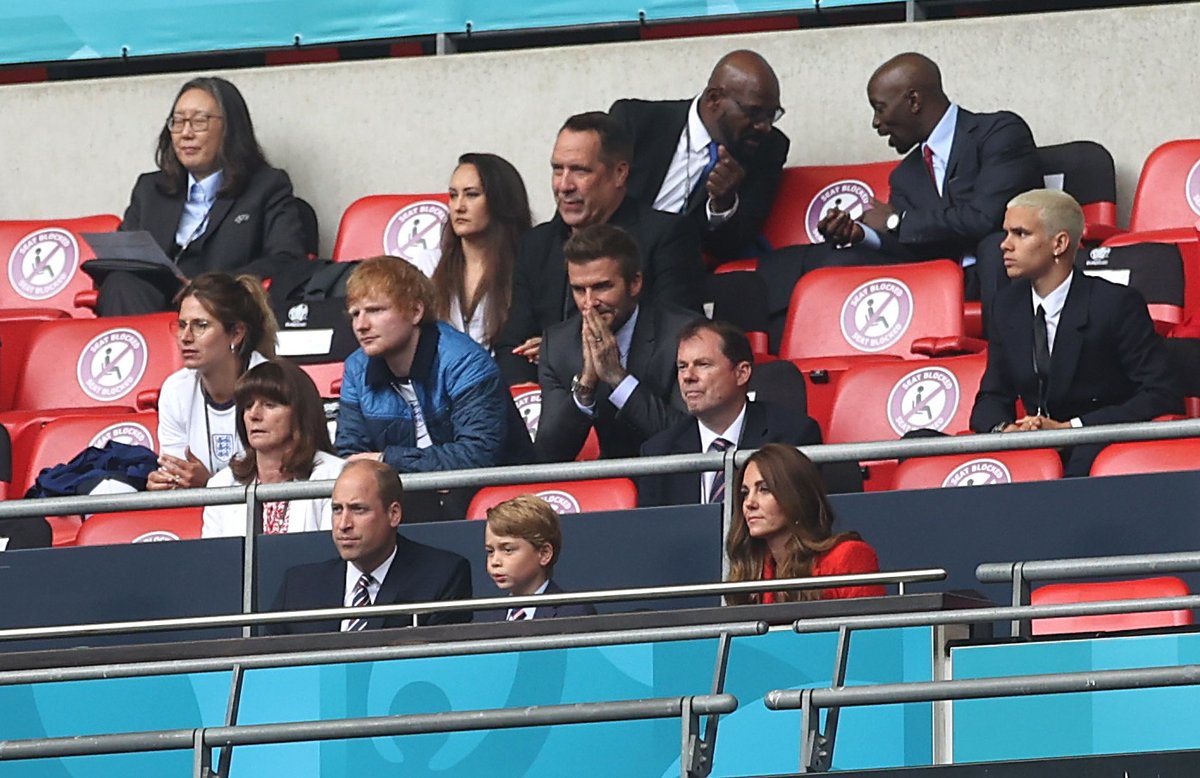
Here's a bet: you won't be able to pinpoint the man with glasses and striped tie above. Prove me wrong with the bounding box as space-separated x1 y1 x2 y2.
265 460 472 635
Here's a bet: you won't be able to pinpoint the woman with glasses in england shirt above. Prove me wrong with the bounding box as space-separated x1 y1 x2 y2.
97 76 306 316
147 272 278 491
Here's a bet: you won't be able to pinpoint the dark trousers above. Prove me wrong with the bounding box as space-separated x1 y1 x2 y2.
94 270 183 317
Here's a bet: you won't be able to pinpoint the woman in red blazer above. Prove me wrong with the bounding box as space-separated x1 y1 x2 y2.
725 443 885 603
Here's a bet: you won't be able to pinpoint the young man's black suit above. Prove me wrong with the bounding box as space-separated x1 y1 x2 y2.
970 271 1181 476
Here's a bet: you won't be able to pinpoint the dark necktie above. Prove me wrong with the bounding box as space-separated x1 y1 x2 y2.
345 574 374 632
707 437 733 504
688 141 720 204
922 144 937 191
1032 305 1051 415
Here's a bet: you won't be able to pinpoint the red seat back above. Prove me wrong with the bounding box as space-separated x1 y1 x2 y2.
507 382 600 461
780 260 965 361
1127 140 1200 233
331 194 450 271
11 411 159 496
0 215 120 316
74 507 202 546
762 162 899 250
826 353 987 444
1089 437 1200 477
1031 577 1193 635
891 448 1063 491
10 313 181 411
465 478 638 520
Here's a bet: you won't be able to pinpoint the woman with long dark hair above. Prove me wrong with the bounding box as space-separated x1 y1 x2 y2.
147 272 277 491
97 76 306 315
726 444 885 603
431 152 532 350
202 360 343 537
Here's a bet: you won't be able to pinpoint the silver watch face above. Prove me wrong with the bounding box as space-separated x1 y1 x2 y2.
887 213 901 231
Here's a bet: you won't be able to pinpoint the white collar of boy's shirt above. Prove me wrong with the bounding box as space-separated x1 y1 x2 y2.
188 170 223 202
1031 270 1073 354
508 578 550 621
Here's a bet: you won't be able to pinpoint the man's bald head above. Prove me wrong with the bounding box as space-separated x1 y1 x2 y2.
867 52 951 155
700 50 783 159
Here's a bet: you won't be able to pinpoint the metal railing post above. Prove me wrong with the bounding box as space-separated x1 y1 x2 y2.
1010 561 1031 638
241 484 263 637
214 665 244 778
192 727 211 778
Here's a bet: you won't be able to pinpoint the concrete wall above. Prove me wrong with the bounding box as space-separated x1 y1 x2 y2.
1 2 1196 255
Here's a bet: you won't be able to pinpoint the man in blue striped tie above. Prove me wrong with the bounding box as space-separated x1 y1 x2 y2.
265 460 473 635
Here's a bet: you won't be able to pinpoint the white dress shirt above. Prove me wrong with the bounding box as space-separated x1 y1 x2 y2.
507 578 550 621
697 402 747 502
175 171 223 250
1031 271 1082 427
651 96 737 225
341 546 397 631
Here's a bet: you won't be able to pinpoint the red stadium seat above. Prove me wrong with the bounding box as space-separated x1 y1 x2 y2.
507 382 599 461
0 309 70 411
761 161 899 251
331 194 450 272
1031 577 1193 636
0 214 120 317
465 478 638 520
1036 141 1120 244
74 507 202 546
826 353 988 490
779 261 979 435
4 312 180 412
298 362 343 398
1088 437 1200 477
891 448 1063 491
10 411 159 546
1126 140 1200 234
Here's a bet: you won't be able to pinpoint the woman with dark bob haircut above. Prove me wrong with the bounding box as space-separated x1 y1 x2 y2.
202 360 344 537
97 76 306 316
432 152 532 350
726 444 885 604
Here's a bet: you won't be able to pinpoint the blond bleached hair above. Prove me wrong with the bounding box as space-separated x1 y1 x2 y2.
1007 189 1084 250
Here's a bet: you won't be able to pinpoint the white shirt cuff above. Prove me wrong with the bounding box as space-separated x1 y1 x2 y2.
706 194 739 226
607 375 640 409
857 224 882 251
572 393 597 417
1070 417 1083 428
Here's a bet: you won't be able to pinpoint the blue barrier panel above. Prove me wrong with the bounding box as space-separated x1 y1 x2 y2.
951 632 1200 762
0 627 934 776
0 1 889 66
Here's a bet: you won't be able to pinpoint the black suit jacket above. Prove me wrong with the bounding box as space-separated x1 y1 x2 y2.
495 196 703 384
265 534 473 635
476 580 599 621
535 302 700 462
637 400 822 507
610 98 789 260
120 165 307 280
971 271 1181 433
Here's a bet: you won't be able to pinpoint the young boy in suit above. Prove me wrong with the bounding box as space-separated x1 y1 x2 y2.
483 495 597 620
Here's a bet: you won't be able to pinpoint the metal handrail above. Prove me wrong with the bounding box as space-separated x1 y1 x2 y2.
790 593 1200 634
0 692 739 764
0 621 769 687
2 417 1198 521
766 663 1200 710
0 568 945 641
977 550 1200 584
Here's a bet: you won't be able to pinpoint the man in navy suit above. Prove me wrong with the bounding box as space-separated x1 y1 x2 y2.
970 189 1181 476
265 459 472 635
639 319 822 506
757 52 1041 341
610 50 789 261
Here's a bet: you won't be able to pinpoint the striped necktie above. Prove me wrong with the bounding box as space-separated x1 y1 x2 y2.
708 437 733 503
344 574 374 632
508 608 529 621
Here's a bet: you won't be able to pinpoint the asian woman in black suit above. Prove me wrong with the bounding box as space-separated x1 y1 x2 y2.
97 76 307 316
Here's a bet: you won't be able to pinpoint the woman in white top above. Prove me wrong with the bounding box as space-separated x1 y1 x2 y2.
203 360 344 537
148 272 277 491
431 153 531 351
